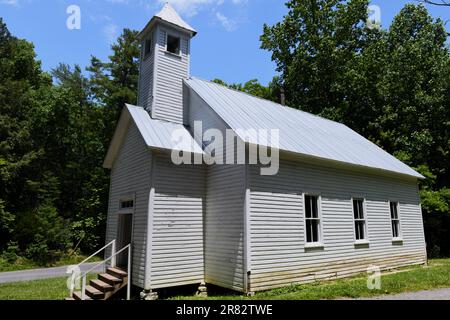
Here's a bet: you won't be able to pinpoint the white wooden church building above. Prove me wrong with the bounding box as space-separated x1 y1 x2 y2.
103 3 427 297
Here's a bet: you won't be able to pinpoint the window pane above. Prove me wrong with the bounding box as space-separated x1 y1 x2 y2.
358 201 364 219
353 200 359 219
393 220 400 238
305 196 312 219
392 221 398 238
312 220 319 243
390 202 398 219
306 220 312 243
167 35 180 54
312 197 318 218
355 221 365 240
121 200 134 209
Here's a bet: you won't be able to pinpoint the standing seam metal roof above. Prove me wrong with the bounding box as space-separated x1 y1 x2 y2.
184 77 423 179
127 104 203 155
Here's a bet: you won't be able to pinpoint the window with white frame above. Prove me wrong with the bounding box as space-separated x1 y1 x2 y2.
353 199 367 241
120 199 134 211
390 202 401 239
304 195 321 243
166 34 181 55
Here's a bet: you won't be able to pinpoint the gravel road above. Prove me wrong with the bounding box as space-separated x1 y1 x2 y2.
363 288 450 300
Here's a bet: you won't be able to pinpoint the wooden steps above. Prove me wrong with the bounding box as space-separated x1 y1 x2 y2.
68 267 128 301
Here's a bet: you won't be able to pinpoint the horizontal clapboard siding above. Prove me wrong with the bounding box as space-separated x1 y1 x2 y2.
105 123 151 288
188 86 247 292
249 159 426 292
153 26 190 124
138 29 155 112
205 164 246 292
150 154 205 289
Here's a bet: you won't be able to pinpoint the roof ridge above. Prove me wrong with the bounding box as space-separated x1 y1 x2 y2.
187 77 344 127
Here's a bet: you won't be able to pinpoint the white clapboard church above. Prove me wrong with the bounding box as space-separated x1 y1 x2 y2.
86 3 426 300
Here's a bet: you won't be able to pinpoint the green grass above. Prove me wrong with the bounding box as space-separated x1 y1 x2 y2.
171 259 450 300
0 277 72 300
0 254 103 273
0 259 449 300
0 274 99 301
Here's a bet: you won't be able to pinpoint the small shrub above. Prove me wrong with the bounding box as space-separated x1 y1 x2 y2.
1 241 20 263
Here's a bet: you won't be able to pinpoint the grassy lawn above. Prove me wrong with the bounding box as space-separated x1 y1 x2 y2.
0 259 448 300
171 259 450 300
0 274 98 300
0 277 72 300
0 254 103 273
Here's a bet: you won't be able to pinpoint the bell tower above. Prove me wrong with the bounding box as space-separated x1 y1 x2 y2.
137 3 196 124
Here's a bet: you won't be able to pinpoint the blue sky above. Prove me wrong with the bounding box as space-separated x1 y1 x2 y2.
1 0 449 85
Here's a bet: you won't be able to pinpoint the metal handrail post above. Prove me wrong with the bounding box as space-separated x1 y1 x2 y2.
81 276 86 300
111 240 117 268
127 246 131 300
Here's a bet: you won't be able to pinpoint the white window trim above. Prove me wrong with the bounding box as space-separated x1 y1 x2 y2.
389 201 403 243
303 193 324 248
165 32 182 56
352 197 369 245
119 194 136 214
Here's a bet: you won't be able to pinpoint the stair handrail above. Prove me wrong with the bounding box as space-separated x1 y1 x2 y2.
69 239 116 297
80 244 132 301
77 239 117 268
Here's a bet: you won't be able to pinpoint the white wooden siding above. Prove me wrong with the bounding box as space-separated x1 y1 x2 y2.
205 164 246 292
188 87 247 292
153 26 190 124
150 154 205 289
248 158 426 292
138 29 155 112
105 123 152 288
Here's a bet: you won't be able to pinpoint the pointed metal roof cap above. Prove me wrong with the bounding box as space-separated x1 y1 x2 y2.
138 2 197 39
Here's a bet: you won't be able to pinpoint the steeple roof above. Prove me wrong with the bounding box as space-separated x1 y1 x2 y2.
138 2 197 39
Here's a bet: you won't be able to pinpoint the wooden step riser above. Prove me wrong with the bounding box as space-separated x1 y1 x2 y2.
90 280 115 293
72 292 92 301
107 268 128 279
86 291 105 300
98 274 123 286
68 271 128 300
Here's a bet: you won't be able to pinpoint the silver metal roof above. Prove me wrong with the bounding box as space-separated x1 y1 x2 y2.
155 3 196 33
127 104 203 154
138 3 197 39
184 77 423 179
103 104 203 168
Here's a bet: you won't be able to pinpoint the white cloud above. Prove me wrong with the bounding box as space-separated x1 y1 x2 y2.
0 0 19 6
158 0 245 17
216 12 237 32
103 23 118 43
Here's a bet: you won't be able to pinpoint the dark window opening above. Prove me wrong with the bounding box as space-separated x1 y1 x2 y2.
167 35 180 55
390 202 401 238
120 200 134 210
305 195 321 243
353 199 366 241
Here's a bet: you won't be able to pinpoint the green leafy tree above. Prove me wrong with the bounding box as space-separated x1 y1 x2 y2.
212 77 282 102
88 29 140 136
0 18 69 257
261 0 374 118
